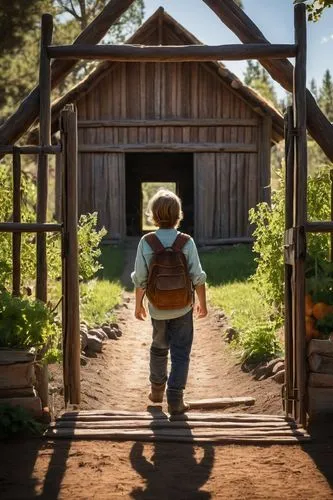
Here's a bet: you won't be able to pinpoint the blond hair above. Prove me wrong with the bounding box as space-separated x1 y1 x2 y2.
147 189 183 229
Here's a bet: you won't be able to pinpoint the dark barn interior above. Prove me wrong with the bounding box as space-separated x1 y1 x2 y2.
125 153 194 236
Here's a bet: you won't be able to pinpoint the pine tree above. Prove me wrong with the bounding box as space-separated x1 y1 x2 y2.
243 61 278 108
319 69 333 122
310 78 318 100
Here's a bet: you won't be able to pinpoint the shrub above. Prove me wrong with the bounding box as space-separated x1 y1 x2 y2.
249 166 331 313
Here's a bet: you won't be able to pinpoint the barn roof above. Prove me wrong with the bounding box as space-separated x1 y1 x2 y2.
34 7 284 142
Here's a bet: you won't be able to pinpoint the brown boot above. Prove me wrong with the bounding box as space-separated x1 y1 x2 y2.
148 382 166 403
167 390 190 416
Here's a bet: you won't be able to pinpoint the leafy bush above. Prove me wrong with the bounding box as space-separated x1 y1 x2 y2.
0 290 61 363
0 164 107 290
249 167 331 312
0 405 42 439
238 322 283 363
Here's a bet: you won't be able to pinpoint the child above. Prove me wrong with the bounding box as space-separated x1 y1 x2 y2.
131 189 207 415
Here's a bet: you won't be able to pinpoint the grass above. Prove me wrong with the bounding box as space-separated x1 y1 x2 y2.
200 245 282 363
80 244 125 326
98 244 125 281
80 279 122 326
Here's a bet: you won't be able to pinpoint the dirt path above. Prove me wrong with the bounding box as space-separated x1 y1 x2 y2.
1 266 333 498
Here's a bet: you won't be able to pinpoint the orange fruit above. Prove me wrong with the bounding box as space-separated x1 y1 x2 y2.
305 316 316 341
305 294 313 316
312 302 333 320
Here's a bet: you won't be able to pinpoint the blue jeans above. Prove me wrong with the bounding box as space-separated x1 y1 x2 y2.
150 310 193 401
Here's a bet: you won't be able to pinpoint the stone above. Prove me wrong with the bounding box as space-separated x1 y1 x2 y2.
224 327 238 343
272 369 285 384
80 323 89 332
102 326 118 340
88 328 106 341
86 334 103 353
272 361 285 375
80 354 89 366
80 330 88 350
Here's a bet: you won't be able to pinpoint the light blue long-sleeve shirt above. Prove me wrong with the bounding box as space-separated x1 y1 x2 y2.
131 228 207 320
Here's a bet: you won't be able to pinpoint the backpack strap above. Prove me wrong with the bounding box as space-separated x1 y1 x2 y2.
172 233 191 252
144 233 165 254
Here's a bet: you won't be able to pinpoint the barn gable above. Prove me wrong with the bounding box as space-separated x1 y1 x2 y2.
49 8 283 243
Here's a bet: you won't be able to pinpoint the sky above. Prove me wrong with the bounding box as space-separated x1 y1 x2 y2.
142 0 333 100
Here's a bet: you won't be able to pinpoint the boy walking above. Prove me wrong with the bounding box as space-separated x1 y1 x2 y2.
131 189 207 415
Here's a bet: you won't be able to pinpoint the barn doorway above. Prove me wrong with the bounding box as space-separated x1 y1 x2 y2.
125 153 194 236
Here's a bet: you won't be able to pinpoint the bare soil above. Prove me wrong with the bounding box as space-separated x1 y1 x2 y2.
1 291 333 499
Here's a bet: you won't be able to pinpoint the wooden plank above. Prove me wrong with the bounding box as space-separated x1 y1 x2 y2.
306 221 333 233
220 154 230 238
78 143 257 153
55 151 62 221
229 154 237 237
0 362 34 389
284 107 295 417
309 373 333 388
48 43 297 61
188 396 255 409
61 104 80 406
77 118 259 128
294 3 308 427
0 396 42 417
12 149 21 296
0 145 60 154
308 339 333 357
45 427 310 443
53 420 297 430
308 387 333 416
35 14 53 410
0 223 62 233
308 353 333 374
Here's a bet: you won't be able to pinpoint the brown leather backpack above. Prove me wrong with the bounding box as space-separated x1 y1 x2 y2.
144 232 193 310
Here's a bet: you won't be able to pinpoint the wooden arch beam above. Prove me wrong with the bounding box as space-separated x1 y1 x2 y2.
0 0 136 146
203 0 333 162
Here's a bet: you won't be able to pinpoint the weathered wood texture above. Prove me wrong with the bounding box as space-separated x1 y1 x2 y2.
194 152 258 241
61 105 80 405
76 56 263 240
203 0 333 162
48 43 297 61
12 150 21 296
47 410 310 443
0 0 137 146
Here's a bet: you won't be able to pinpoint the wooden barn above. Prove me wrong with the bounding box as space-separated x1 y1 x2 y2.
49 8 284 244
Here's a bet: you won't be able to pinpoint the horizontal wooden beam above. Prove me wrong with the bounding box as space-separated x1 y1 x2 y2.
199 237 254 246
77 118 259 128
0 145 61 155
306 221 333 233
48 43 297 62
78 143 257 153
0 223 62 233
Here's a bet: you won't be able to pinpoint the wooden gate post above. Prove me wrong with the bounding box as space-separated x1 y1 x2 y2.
36 14 53 409
60 104 81 405
293 3 307 426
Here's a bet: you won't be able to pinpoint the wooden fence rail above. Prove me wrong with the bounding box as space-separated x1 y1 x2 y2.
47 43 297 62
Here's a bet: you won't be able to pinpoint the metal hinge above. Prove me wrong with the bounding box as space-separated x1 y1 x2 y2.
284 226 306 264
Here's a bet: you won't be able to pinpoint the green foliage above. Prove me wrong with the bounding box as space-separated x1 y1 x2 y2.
98 245 125 282
295 0 333 21
0 0 145 119
200 245 256 286
80 279 122 326
319 70 333 122
238 322 283 363
0 290 61 362
243 61 279 108
0 404 42 439
249 167 331 312
78 213 107 281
